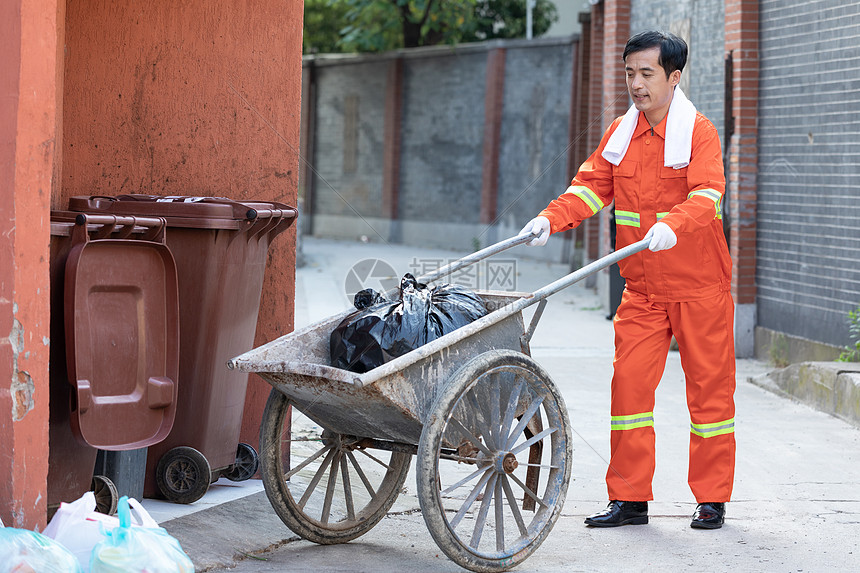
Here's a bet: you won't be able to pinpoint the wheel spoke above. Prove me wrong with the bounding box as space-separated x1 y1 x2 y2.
494 477 505 552
489 380 501 451
466 391 496 450
340 454 355 521
509 427 557 456
508 472 548 509
500 380 525 444
469 473 497 549
519 462 559 470
449 469 493 530
500 475 528 536
346 451 377 498
298 447 337 509
321 451 341 524
284 443 333 480
448 417 493 458
356 448 393 471
440 464 491 497
505 396 545 450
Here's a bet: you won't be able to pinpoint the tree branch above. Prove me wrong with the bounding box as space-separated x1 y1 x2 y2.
418 0 437 28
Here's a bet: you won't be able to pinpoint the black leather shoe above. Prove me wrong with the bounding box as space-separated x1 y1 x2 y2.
691 502 725 529
584 500 648 527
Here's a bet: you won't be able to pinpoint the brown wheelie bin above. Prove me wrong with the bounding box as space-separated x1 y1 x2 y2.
68 195 297 504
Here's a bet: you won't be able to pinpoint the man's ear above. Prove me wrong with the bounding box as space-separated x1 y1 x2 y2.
670 69 681 87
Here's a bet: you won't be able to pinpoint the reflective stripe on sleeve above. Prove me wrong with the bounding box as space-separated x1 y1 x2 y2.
690 417 734 438
615 210 641 228
611 411 654 431
656 212 669 220
687 188 722 203
687 188 723 220
564 185 603 215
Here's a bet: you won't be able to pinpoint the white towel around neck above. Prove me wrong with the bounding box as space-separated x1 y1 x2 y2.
601 86 697 169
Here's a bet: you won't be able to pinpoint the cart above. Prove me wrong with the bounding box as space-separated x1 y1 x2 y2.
228 234 649 572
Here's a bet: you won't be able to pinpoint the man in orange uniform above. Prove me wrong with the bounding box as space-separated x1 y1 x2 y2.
520 31 735 529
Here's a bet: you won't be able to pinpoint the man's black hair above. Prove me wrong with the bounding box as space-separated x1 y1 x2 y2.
622 31 687 78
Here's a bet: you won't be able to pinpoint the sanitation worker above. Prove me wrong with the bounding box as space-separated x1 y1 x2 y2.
520 31 735 530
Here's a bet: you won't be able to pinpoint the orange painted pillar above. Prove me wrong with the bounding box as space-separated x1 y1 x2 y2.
0 0 57 530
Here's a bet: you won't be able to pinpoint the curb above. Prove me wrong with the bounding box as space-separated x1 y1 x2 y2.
748 361 860 428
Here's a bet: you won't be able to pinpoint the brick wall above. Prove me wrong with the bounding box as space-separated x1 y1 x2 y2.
602 0 630 128
725 0 759 355
757 0 860 346
584 3 605 264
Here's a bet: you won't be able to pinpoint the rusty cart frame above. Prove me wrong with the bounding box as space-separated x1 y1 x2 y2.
229 234 648 573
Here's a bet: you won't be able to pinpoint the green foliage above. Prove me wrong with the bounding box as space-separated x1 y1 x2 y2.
303 0 351 54
303 0 560 54
464 0 559 42
837 306 860 362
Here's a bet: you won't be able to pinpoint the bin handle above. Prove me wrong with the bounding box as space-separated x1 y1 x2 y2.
72 214 167 244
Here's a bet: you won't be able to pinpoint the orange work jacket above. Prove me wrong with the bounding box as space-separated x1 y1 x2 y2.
540 111 731 302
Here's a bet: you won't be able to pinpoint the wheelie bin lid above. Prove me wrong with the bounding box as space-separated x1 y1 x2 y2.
68 194 298 230
59 213 181 450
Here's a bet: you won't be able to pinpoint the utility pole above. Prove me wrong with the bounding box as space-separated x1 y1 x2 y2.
526 0 536 39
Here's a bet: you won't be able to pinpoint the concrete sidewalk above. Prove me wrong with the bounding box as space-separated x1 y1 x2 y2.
160 237 860 572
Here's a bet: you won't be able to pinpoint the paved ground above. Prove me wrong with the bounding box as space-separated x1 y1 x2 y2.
161 236 860 573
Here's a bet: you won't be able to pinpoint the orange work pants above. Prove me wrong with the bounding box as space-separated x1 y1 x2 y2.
605 289 736 503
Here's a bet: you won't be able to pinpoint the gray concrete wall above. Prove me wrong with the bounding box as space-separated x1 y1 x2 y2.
306 37 578 259
757 1 860 348
496 43 576 233
399 51 487 226
630 0 725 143
311 59 389 220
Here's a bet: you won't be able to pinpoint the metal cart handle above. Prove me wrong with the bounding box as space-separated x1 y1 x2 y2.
417 232 650 298
417 232 539 284
527 237 649 304
416 231 649 341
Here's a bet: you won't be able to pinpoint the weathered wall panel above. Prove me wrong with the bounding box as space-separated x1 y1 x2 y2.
758 0 860 346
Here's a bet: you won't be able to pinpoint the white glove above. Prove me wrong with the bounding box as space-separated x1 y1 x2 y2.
644 221 677 252
519 216 551 247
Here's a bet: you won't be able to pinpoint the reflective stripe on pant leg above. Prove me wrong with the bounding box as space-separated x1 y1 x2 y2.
670 291 736 503
606 289 672 502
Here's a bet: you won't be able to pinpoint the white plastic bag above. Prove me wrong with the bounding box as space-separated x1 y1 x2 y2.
44 492 164 572
0 525 82 573
43 491 103 570
90 496 193 573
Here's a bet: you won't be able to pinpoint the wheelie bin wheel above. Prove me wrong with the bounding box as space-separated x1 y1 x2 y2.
416 349 572 572
223 442 260 482
259 388 411 544
156 446 211 504
91 475 118 515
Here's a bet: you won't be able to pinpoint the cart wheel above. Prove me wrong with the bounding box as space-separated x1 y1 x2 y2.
259 388 411 544
417 349 572 573
223 442 260 482
91 475 118 515
156 446 211 504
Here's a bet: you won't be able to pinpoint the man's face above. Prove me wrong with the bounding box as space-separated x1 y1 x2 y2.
625 47 680 124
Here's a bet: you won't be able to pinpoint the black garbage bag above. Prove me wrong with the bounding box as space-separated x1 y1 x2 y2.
330 274 488 373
